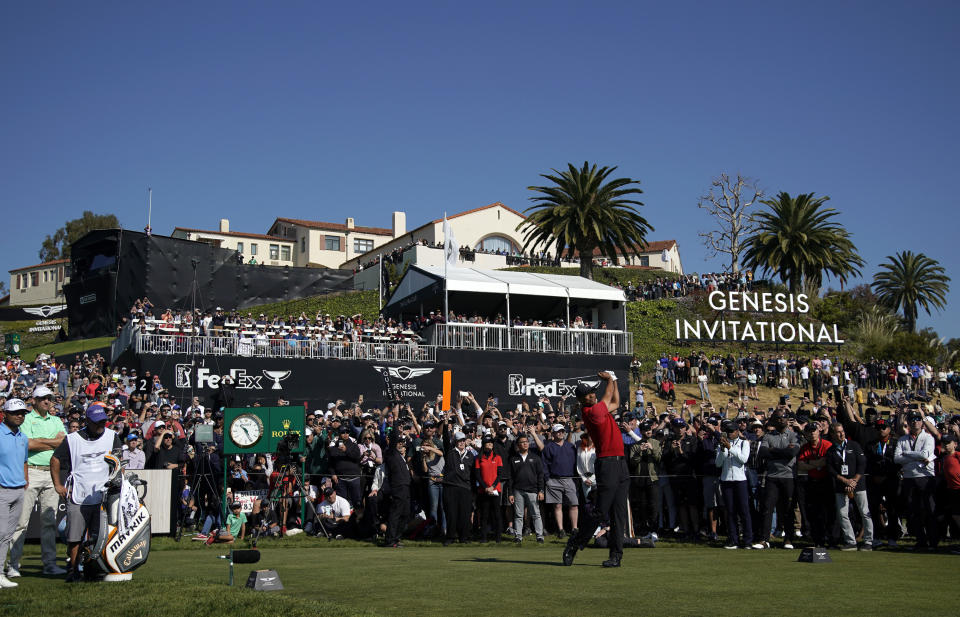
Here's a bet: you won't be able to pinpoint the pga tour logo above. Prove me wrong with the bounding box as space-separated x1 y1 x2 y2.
508 374 599 397
175 365 291 390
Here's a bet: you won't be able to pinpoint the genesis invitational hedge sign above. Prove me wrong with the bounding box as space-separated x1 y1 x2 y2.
675 292 844 344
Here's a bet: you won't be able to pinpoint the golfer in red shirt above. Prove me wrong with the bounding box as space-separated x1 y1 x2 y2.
563 371 629 567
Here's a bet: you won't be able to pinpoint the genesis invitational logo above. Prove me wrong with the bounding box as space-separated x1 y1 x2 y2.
373 365 435 399
508 374 599 397
175 365 292 390
23 304 67 318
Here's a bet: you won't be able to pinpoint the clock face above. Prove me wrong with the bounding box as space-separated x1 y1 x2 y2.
229 413 264 448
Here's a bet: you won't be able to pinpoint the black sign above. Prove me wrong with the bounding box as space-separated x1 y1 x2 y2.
138 349 631 409
0 304 68 321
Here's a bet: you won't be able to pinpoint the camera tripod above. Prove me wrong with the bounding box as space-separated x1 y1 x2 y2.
267 461 329 539
174 446 222 541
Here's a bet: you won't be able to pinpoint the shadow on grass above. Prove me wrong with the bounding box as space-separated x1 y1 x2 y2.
452 557 595 567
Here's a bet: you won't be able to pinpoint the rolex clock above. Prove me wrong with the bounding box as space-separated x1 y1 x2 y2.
229 413 264 449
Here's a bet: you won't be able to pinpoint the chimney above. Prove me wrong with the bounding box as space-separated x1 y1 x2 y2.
346 217 355 229
392 211 406 238
219 218 229 233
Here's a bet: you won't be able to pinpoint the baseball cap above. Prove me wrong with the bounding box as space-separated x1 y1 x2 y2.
230 501 241 509
453 431 466 441
337 425 351 434
481 435 494 445
907 412 923 421
551 423 566 433
155 420 166 428
639 421 653 431
323 487 336 496
126 433 139 441
670 418 686 427
32 385 54 399
2 398 27 413
941 434 957 444
85 404 108 422
574 382 597 398
327 402 336 410
874 418 890 429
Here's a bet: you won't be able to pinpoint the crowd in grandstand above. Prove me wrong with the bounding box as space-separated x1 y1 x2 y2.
2 350 958 559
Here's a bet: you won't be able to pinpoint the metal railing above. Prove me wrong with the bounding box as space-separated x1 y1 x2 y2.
135 333 435 363
433 323 632 355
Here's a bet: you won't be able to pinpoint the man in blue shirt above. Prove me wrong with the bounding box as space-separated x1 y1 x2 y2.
541 424 578 538
0 399 29 589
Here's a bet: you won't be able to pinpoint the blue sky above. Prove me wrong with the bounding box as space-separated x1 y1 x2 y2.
2 1 957 337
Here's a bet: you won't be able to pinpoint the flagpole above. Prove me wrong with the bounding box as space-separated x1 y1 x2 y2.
443 212 449 325
378 256 383 311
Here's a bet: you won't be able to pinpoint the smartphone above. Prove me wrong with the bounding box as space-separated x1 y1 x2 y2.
908 403 920 410
459 391 469 397
516 403 523 412
684 399 696 406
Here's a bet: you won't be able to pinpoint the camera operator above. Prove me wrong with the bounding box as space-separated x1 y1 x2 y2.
318 486 352 539
628 420 661 541
383 434 412 548
328 425 362 507
145 422 185 470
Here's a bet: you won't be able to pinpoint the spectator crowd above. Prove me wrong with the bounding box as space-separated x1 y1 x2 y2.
3 350 957 566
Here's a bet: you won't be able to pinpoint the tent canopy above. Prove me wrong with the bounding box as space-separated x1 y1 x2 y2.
384 265 627 328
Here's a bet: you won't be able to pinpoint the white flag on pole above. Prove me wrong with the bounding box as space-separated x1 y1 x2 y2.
443 215 458 269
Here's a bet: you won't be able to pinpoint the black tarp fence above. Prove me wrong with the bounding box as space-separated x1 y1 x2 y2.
137 348 631 410
63 230 354 339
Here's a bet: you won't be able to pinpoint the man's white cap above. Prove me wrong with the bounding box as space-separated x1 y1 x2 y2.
32 385 54 398
155 420 166 428
551 423 566 433
3 398 27 412
327 402 336 410
453 431 466 441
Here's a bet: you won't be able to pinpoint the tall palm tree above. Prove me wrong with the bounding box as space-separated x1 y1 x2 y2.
872 250 950 333
742 192 863 293
517 161 653 280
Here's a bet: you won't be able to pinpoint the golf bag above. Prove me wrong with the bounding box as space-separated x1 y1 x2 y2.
83 454 152 581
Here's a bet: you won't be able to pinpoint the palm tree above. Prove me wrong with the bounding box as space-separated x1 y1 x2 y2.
871 250 950 333
517 162 653 280
742 192 863 293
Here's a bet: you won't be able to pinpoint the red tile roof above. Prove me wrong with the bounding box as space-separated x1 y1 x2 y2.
272 218 393 236
564 240 677 258
173 227 290 242
425 201 527 225
9 259 70 273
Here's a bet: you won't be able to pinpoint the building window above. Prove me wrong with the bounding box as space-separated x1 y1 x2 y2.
325 236 341 251
250 243 258 255
639 256 649 267
281 245 291 261
58 267 64 282
237 241 244 254
16 274 21 289
474 234 516 254
353 238 374 254
300 237 306 253
269 244 280 260
43 271 48 283
31 272 39 286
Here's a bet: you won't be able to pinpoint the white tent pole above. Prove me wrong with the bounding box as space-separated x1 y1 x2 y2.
505 292 511 350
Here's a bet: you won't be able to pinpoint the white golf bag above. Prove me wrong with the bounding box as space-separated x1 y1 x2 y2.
83 454 152 581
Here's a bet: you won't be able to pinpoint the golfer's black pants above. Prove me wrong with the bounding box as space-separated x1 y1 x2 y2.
385 485 410 545
443 485 472 542
569 457 629 558
477 493 503 541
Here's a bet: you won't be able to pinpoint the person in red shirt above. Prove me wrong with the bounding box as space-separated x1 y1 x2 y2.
562 371 628 568
475 436 504 543
798 423 834 546
939 434 960 536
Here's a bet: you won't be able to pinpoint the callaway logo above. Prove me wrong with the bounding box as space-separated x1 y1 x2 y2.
507 374 599 397
374 366 434 380
23 304 67 318
174 365 292 390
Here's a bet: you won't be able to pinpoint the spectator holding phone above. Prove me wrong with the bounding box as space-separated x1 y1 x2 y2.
895 411 938 550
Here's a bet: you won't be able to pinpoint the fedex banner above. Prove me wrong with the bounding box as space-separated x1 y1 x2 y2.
139 350 630 408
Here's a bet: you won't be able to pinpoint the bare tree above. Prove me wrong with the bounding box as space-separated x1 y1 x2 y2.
697 173 763 275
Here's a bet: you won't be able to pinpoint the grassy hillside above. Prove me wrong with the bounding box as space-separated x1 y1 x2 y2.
0 318 67 350
244 290 380 321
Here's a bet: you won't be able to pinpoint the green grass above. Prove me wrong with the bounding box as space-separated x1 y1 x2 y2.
7 539 958 617
243 290 380 322
17 336 115 362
